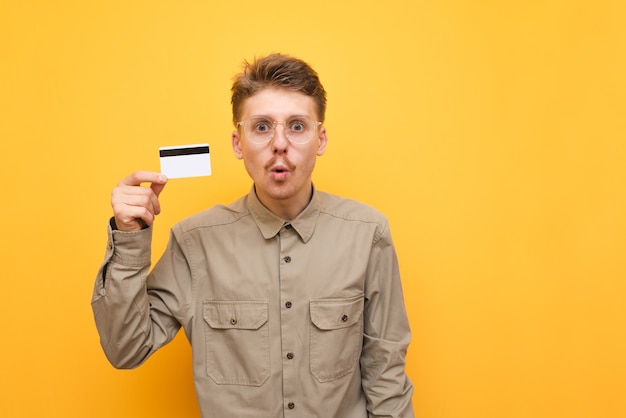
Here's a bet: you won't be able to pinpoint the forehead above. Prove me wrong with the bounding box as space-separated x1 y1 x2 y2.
241 87 317 119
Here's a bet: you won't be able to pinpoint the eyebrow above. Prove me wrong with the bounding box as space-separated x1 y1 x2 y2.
249 114 311 120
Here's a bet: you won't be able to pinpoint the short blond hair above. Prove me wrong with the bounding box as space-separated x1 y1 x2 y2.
231 53 327 126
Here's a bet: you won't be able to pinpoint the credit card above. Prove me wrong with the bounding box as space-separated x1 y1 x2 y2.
159 144 212 179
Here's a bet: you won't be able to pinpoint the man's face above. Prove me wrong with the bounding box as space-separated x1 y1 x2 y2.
232 87 327 216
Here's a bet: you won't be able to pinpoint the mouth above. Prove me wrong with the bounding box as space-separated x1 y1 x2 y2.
267 161 293 180
267 159 293 173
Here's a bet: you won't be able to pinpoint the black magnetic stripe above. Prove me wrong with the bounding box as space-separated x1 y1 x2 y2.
160 145 210 158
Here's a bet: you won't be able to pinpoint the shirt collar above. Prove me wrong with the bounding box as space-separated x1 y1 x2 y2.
246 185 320 243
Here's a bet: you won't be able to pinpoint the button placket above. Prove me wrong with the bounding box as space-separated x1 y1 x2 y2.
279 221 299 413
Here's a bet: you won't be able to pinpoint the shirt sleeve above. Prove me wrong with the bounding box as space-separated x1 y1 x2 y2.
91 221 190 369
360 219 415 418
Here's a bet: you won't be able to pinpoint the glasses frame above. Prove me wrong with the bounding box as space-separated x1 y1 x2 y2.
237 117 322 145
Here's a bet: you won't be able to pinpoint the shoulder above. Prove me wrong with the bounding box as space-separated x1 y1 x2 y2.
173 194 251 234
317 190 388 227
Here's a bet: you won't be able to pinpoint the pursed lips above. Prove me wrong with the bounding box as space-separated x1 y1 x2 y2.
267 158 294 172
267 161 293 180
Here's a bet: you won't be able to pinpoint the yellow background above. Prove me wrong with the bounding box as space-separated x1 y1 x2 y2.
1 1 625 417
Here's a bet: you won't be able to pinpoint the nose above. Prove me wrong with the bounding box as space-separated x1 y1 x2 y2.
271 122 289 154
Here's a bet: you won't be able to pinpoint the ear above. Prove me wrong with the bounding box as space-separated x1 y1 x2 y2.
232 130 244 159
316 125 328 156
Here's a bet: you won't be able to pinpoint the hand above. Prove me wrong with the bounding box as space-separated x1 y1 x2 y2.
111 171 168 231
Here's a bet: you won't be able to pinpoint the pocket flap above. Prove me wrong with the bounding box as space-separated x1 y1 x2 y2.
203 301 268 330
310 294 364 330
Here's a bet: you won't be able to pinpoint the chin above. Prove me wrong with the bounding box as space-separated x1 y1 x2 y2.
266 187 295 201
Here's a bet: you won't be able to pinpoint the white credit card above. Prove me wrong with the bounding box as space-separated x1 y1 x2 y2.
159 144 212 179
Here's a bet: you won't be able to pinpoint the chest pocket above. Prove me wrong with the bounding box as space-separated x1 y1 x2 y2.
203 301 270 386
309 294 364 382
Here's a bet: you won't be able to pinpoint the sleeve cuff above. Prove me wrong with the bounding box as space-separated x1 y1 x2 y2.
107 217 153 266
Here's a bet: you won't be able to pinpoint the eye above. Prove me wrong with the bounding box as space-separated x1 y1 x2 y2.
252 119 273 134
288 120 307 132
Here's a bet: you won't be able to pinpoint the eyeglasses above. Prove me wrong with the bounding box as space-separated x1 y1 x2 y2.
237 116 321 145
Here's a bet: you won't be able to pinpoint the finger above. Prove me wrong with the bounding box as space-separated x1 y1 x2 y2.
115 172 167 211
113 204 156 231
111 171 168 231
150 176 168 198
119 171 168 187
111 191 157 214
111 189 159 225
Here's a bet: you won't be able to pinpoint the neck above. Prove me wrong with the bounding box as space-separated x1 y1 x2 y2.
255 184 313 221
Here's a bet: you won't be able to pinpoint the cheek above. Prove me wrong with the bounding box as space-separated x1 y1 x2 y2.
241 151 262 176
298 149 319 173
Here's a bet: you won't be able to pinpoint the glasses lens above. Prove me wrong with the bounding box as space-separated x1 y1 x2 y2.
245 117 274 144
242 117 319 144
285 118 315 144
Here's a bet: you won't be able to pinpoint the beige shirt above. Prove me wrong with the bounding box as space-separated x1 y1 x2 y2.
92 187 414 417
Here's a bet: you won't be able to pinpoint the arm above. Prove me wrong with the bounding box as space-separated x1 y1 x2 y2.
91 171 181 368
361 220 415 417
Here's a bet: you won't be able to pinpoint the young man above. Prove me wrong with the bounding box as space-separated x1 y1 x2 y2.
92 53 414 417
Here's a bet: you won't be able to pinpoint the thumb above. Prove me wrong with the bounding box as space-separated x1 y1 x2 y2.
151 175 168 197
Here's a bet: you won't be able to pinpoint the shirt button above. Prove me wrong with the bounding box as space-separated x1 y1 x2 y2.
286 352 294 359
288 402 295 409
285 224 292 229
284 256 292 263
341 314 348 322
285 301 292 308
230 318 237 325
